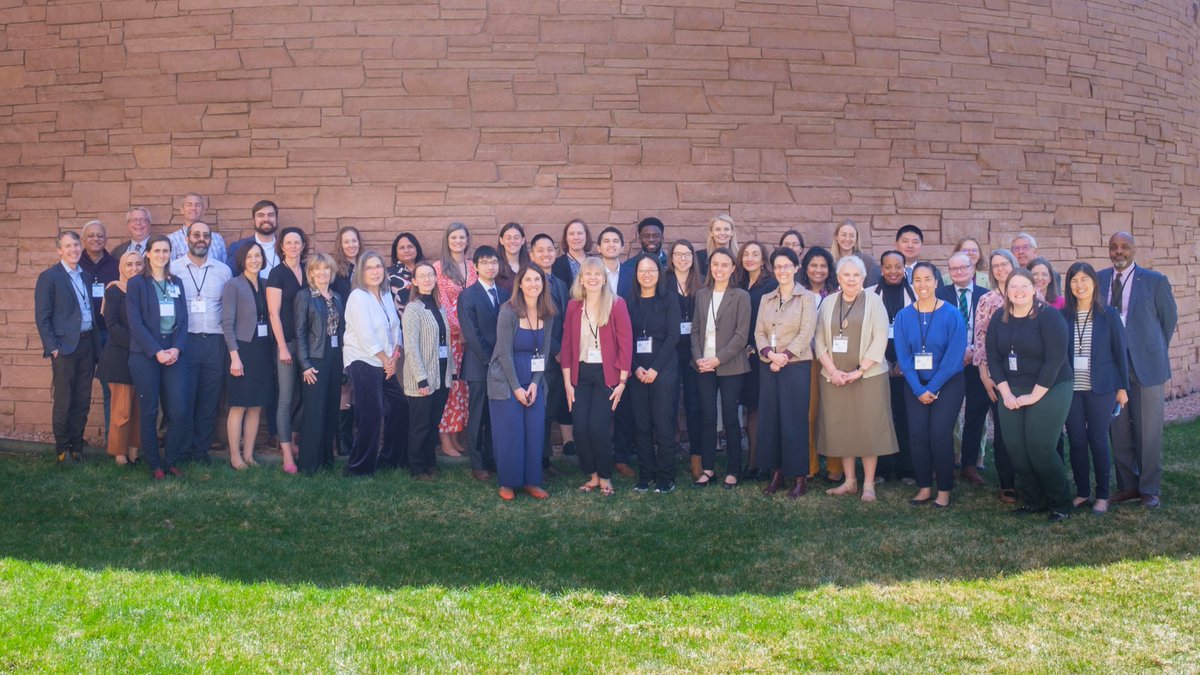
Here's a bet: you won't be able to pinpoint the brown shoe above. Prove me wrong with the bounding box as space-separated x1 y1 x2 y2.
998 488 1017 504
524 486 550 500
1111 489 1140 504
960 466 985 486
690 455 702 480
1140 494 1161 508
763 471 784 495
788 476 808 499
471 470 492 482
614 463 635 478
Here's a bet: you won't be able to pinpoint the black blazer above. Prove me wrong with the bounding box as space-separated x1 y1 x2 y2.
96 286 134 384
545 273 569 358
34 263 98 358
458 281 510 382
624 292 680 375
126 274 189 357
1061 304 1129 395
294 290 346 370
551 254 577 290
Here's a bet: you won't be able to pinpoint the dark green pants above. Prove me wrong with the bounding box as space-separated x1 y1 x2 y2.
997 381 1073 513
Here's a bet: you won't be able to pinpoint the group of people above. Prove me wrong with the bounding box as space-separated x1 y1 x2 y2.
35 197 1178 517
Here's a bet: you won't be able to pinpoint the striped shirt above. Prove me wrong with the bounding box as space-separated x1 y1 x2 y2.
1073 311 1093 391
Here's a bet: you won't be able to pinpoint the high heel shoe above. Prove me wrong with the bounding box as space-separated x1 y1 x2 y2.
691 471 714 488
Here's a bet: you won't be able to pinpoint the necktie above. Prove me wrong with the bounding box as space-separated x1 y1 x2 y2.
1110 271 1123 312
134 242 142 255
958 288 969 324
488 287 499 309
905 266 913 283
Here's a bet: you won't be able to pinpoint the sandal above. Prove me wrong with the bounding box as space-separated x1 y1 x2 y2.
114 456 128 466
692 471 714 488
578 482 600 493
723 475 739 490
600 484 615 497
861 486 877 503
825 482 858 497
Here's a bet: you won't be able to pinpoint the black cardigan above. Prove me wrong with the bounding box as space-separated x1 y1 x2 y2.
96 286 133 384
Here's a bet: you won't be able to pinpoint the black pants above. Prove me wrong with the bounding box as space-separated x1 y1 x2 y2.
879 375 914 480
346 360 407 476
573 363 614 480
755 361 811 478
960 364 990 468
465 379 494 472
988 400 1016 491
674 351 703 457
697 371 744 476
541 361 566 469
181 333 225 461
129 348 188 472
50 333 96 455
1066 389 1115 500
904 372 966 492
298 351 342 474
612 387 633 466
407 387 449 476
630 365 678 485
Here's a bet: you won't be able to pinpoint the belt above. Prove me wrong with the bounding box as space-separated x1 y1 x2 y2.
189 332 223 337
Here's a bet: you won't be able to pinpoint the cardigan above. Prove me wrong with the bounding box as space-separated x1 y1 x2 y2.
813 290 889 380
690 285 751 377
560 296 633 387
96 286 134 384
1061 304 1129 395
487 303 556 400
221 274 268 351
401 296 455 396
893 301 967 397
753 284 817 363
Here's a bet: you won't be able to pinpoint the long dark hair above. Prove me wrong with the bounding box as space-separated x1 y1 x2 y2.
736 241 772 289
390 232 425 267
799 246 837 295
1063 262 1105 315
1027 256 1060 304
332 226 361 278
508 264 557 319
667 239 701 297
498 221 530 270
705 247 737 288
628 252 666 299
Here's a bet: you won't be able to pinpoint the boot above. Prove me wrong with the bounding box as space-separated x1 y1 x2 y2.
690 455 702 480
764 470 784 495
337 407 354 457
788 476 808 499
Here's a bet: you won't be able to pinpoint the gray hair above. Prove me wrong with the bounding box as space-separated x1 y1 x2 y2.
835 254 867 277
988 249 1019 288
82 219 106 235
126 207 152 223
1011 232 1037 249
948 251 972 268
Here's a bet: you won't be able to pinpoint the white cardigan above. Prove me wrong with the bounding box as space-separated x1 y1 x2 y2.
343 287 401 368
814 290 890 381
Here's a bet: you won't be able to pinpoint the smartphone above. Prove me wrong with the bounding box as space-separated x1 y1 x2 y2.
1112 403 1123 418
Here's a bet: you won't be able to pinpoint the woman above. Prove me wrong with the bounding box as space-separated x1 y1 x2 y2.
125 235 189 480
754 248 817 498
295 253 345 474
266 226 307 474
893 262 967 508
495 221 530 292
221 242 272 469
985 269 1074 522
488 265 557 500
694 213 739 276
869 250 916 484
831 220 880 286
799 246 838 299
626 254 681 493
562 257 633 497
331 226 361 302
667 240 705 480
98 251 142 465
403 261 456 480
779 230 805 259
799 245 840 481
691 247 751 489
947 236 990 289
736 241 778 479
344 251 406 475
552 217 592 288
974 249 1020 503
1062 262 1129 515
433 222 477 458
1028 257 1064 309
387 231 424 316
815 256 897 501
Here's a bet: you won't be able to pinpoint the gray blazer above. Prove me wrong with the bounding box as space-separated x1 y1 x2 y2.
488 303 555 400
690 286 751 377
221 275 266 352
1097 265 1177 387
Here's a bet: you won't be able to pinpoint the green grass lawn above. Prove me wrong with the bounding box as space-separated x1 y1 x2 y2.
2 422 1198 671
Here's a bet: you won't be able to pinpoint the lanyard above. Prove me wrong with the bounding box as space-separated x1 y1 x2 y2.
186 265 210 295
529 314 544 355
836 293 859 334
153 277 173 300
582 304 600 349
1075 309 1092 356
916 304 935 351
1006 313 1028 358
67 271 89 306
375 290 392 326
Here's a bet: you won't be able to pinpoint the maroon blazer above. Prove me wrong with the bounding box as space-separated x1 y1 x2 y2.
561 296 633 388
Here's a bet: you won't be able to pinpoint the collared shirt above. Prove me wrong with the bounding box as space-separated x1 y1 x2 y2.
953 282 975 340
168 225 228 263
1108 263 1136 321
479 280 499 309
61 261 93 331
126 238 150 257
604 261 620 295
170 254 232 334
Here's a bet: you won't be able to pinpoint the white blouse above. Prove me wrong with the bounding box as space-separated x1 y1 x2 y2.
343 287 402 368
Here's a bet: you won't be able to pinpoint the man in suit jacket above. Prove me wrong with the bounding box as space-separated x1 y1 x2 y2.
937 252 990 485
896 224 945 288
531 234 571 476
1098 231 1177 508
459 245 509 481
34 231 101 463
226 200 281 277
111 207 154 259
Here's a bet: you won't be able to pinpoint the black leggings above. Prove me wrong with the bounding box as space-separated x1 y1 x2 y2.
573 363 614 480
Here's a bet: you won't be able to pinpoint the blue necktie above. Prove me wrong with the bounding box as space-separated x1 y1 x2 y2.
488 287 499 309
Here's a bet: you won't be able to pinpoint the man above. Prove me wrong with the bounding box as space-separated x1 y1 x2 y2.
34 231 101 464
597 226 634 298
623 217 666 270
111 207 153 258
78 220 119 438
531 233 571 477
937 251 989 486
895 224 944 287
169 221 232 464
1099 231 1177 508
458 245 508 482
168 193 227 263
226 200 280 277
1009 232 1039 268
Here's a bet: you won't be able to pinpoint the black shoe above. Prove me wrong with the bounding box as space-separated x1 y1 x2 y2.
655 482 676 494
562 441 576 456
909 497 932 507
692 472 713 488
1047 511 1070 522
1011 505 1042 516
70 451 84 464
633 481 651 493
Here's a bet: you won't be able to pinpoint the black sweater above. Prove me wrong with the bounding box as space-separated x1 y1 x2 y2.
624 292 680 374
985 304 1072 391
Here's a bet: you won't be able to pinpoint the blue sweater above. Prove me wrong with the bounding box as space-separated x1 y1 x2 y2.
893 302 966 397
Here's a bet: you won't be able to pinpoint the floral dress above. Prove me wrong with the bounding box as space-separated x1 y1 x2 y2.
433 259 478 433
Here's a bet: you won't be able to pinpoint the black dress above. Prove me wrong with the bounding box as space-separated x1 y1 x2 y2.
739 274 779 411
97 285 133 385
226 278 273 408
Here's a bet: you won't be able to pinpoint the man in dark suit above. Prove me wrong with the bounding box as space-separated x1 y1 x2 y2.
459 245 509 482
1098 231 1177 508
620 217 667 276
34 231 101 464
531 233 571 476
937 251 989 485
111 207 153 259
896 224 945 288
597 226 634 300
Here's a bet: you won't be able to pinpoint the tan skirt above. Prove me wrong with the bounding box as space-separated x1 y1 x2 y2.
816 373 898 458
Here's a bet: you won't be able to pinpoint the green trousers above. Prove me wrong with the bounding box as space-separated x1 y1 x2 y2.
997 381 1073 513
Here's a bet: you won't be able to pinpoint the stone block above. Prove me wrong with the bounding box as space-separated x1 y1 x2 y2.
73 182 131 213
249 107 321 128
57 101 124 131
141 105 207 133
273 66 364 91
638 85 710 114
133 145 172 168
177 79 273 103
316 187 397 219
1080 182 1115 207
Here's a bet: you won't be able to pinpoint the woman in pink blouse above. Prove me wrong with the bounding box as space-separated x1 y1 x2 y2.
972 248 1020 504
433 222 478 458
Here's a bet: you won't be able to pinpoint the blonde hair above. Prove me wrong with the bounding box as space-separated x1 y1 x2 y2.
706 213 739 256
832 219 862 257
306 252 336 288
570 256 615 326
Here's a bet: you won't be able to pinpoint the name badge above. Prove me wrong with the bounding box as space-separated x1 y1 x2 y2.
91 283 105 298
831 335 849 353
160 302 175 317
257 323 269 337
679 321 692 335
1073 355 1089 371
530 356 545 372
438 344 449 359
330 335 340 348
636 337 653 354
1008 353 1018 371
587 348 602 362
191 298 207 314
888 324 894 340
914 352 934 371
770 333 778 350
168 286 181 298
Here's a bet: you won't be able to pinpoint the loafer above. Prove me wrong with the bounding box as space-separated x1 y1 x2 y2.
1140 494 1161 508
524 486 549 500
1110 489 1140 504
1047 511 1070 522
471 470 492 482
763 471 784 495
787 477 808 499
960 466 985 486
1011 505 1041 516
613 463 635 478
909 497 932 507
562 441 576 456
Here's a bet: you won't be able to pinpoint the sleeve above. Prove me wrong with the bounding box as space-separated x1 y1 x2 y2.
221 281 240 353
402 305 429 385
689 291 705 364
1109 308 1130 391
893 309 923 395
972 296 995 367
560 300 579 372
33 271 59 356
813 298 830 361
652 296 680 373
783 292 817 362
861 295 889 367
1034 309 1069 389
346 293 383 357
294 293 313 371
171 280 189 355
458 289 488 363
985 313 1007 386
753 294 770 357
1155 274 1178 346
925 307 966 394
103 287 129 347
126 278 158 356
493 307 521 393
713 291 750 367
611 298 634 374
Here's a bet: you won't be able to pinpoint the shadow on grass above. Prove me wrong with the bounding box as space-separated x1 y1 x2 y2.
2 421 1197 596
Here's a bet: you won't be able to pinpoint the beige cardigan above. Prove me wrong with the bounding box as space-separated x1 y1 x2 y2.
814 289 889 381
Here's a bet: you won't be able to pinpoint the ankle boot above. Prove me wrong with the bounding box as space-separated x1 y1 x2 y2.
690 455 702 480
337 407 354 457
788 476 808 499
764 470 784 495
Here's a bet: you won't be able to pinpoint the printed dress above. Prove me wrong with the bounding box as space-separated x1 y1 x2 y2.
433 259 478 433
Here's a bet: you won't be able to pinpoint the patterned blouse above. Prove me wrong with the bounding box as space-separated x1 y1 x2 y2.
316 289 340 337
387 262 415 316
972 289 1005 368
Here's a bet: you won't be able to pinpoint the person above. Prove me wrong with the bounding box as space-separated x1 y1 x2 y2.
551 217 592 288
974 249 1022 502
894 262 967 508
97 251 143 465
945 236 990 289
495 221 530 292
169 221 232 465
799 245 839 481
432 222 477 458
694 213 739 276
1010 232 1040 269
831 219 879 286
488 264 556 500
895 224 943 286
331 226 361 302
168 193 227 263
754 248 817 498
1099 231 1177 508
937 251 990 485
459 246 508 481
111 207 153 259
226 200 280 277
815 256 897 501
868 250 915 485
221 242 272 469
691 247 751 489
779 230 805 260
561 256 633 497
266 226 308 474
625 253 681 493
1062 262 1129 515
622 216 667 271
125 235 189 479
736 240 778 479
343 251 406 476
530 233 571 474
596 226 632 299
986 269 1074 522
387 231 424 317
79 220 118 439
1028 257 1064 309
34 231 102 465
799 246 838 299
403 261 456 480
667 239 705 480
295 253 345 474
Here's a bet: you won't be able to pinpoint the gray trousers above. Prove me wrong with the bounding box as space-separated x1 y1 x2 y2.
1110 371 1165 496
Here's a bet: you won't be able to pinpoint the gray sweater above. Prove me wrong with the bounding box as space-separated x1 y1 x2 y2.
487 303 555 400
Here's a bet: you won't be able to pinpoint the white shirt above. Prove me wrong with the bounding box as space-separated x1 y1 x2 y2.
604 261 621 295
126 238 150 256
479 280 499 308
254 235 279 276
344 287 402 367
168 225 227 262
61 261 94 331
704 290 724 360
170 255 232 334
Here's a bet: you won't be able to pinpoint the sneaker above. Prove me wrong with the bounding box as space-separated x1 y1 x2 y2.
655 482 676 494
562 441 576 456
633 481 651 493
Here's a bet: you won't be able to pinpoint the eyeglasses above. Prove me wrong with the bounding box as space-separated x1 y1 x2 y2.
672 252 693 258
948 265 973 273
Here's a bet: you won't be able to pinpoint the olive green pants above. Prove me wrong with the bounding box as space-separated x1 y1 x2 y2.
997 381 1073 513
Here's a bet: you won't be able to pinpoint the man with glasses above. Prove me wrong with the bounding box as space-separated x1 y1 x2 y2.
112 207 154 258
168 193 227 263
938 252 989 485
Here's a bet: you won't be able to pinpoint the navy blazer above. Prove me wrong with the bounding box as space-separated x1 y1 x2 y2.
458 281 510 382
1097 265 1177 386
936 282 986 344
1061 304 1129 395
125 274 189 357
34 263 98 358
545 273 569 358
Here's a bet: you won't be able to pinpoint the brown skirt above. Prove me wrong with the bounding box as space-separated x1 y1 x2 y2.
816 373 898 458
